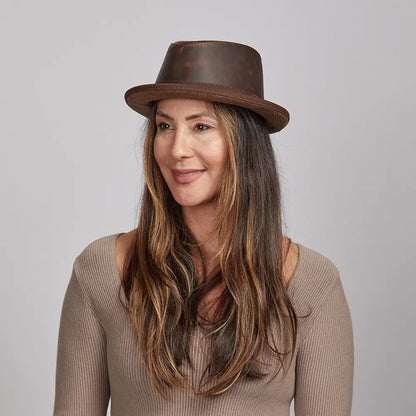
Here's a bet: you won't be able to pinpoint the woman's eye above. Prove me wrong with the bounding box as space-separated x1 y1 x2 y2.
156 122 170 130
195 123 210 131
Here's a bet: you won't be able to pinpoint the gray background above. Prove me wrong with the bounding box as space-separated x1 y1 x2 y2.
1 0 415 415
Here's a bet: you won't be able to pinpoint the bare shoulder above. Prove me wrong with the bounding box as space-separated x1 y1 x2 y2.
282 236 299 289
115 229 136 282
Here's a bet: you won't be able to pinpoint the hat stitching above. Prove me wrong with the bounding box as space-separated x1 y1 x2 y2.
172 40 260 57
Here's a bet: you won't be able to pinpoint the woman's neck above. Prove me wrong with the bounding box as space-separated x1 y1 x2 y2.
181 203 219 262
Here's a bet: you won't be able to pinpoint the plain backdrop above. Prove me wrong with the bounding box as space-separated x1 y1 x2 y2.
1 0 415 415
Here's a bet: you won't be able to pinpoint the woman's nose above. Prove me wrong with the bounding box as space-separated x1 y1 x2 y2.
170 128 193 159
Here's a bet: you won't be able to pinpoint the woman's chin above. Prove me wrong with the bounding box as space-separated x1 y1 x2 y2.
176 199 204 208
169 189 219 210
174 197 217 210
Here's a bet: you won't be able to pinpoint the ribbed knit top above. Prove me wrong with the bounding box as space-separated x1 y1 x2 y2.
53 232 354 415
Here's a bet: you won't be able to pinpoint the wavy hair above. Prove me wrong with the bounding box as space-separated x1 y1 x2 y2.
119 101 299 398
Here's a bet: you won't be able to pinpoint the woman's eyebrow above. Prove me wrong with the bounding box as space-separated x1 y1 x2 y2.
185 112 217 121
155 110 173 120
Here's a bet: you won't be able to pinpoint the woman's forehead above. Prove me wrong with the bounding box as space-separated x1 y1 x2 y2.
157 98 214 114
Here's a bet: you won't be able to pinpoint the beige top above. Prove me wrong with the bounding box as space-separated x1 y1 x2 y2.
53 233 354 415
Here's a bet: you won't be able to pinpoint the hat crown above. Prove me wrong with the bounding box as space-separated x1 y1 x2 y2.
155 41 264 98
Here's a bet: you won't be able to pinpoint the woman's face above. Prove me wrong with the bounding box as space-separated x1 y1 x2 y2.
153 98 228 209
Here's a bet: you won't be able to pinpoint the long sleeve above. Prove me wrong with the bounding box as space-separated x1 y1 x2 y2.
53 267 110 416
294 274 354 415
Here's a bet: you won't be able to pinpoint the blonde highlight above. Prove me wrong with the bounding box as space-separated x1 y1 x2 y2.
120 101 300 398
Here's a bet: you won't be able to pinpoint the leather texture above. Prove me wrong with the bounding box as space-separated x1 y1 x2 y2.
124 41 290 133
156 41 264 98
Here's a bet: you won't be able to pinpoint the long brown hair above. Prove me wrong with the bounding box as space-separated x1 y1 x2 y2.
119 101 298 398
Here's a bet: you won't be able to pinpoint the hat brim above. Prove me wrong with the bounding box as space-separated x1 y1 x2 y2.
124 83 289 133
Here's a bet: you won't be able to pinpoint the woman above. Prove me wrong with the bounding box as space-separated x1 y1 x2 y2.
53 41 354 415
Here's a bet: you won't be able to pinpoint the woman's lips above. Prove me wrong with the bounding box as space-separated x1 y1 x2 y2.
171 169 206 184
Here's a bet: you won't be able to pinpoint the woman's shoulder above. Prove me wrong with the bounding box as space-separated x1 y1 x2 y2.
282 237 340 289
281 237 299 289
289 241 345 321
296 242 341 282
71 231 127 300
74 232 120 269
290 242 352 348
115 229 136 282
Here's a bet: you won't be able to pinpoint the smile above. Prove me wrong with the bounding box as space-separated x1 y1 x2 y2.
171 169 206 184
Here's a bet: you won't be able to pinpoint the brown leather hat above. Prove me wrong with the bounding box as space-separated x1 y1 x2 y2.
124 40 289 133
